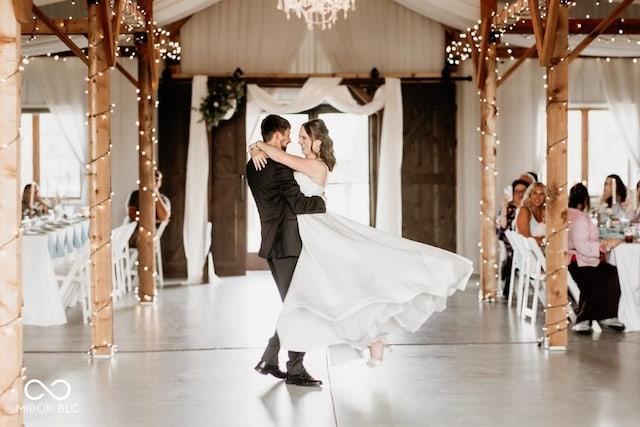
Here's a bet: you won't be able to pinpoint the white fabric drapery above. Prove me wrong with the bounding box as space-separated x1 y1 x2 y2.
247 78 403 235
26 58 89 197
183 76 211 284
597 59 640 169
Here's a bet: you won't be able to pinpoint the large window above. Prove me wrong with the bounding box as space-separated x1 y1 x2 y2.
21 113 83 199
247 109 370 253
567 108 633 198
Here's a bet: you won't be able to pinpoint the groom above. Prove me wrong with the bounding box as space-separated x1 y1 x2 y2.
246 114 326 387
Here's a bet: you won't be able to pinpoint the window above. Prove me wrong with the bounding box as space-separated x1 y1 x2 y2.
246 109 370 253
21 113 83 199
567 108 632 198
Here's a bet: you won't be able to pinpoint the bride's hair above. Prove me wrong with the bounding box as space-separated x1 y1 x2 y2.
302 119 336 171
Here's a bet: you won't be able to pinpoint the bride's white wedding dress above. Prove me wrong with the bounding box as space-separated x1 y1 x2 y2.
276 171 473 362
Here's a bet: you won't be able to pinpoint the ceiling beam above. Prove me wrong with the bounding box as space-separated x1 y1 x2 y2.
528 0 546 65
540 0 561 66
492 0 530 28
567 0 635 62
503 18 640 35
12 0 33 23
31 5 88 66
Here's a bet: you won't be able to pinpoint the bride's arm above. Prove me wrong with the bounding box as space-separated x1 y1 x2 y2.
256 141 326 183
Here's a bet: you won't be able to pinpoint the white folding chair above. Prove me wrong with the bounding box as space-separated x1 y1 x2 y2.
155 220 168 288
521 237 546 323
111 222 137 299
505 230 532 314
128 220 168 288
54 242 90 324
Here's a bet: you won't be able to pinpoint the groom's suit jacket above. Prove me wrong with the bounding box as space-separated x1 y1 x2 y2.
246 159 326 260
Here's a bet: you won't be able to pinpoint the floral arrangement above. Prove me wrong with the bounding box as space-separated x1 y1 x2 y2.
198 76 245 129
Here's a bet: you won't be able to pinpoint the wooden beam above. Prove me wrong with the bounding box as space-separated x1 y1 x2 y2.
528 0 546 66
31 5 88 66
1 0 25 423
568 0 634 62
492 0 529 28
540 0 560 66
479 41 499 301
497 44 537 88
136 0 158 302
87 0 115 358
475 17 491 89
22 18 90 35
544 5 569 349
98 0 115 66
12 0 33 23
506 18 640 35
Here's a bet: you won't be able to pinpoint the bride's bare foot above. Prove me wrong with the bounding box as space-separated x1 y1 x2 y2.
367 338 386 368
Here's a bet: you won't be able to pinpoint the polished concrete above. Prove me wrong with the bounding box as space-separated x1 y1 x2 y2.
23 272 640 426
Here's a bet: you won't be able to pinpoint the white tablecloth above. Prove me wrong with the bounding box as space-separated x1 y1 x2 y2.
609 243 640 332
22 219 90 326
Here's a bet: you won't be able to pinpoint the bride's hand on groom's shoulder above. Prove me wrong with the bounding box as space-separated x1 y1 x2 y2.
250 142 269 171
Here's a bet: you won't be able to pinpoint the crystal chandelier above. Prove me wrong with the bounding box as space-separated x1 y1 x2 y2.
277 0 356 31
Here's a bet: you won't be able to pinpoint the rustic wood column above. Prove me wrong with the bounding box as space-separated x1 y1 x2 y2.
135 0 158 303
87 0 114 357
544 5 569 349
479 42 499 301
0 2 24 424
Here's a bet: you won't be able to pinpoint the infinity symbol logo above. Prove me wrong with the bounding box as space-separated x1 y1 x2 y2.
24 379 71 401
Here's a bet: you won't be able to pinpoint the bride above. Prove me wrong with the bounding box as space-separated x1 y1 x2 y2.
249 118 473 366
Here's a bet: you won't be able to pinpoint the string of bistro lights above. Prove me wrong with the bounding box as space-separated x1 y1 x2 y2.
454 1 582 340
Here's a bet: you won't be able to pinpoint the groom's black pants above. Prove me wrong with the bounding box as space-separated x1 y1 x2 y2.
262 256 305 375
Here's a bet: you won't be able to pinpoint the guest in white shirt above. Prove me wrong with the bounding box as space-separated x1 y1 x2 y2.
515 182 546 247
567 183 625 334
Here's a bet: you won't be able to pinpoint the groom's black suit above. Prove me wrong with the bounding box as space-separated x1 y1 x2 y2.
246 158 325 375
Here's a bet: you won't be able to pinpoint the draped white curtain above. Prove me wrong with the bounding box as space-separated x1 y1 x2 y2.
26 58 88 197
183 76 211 284
181 0 445 75
247 78 403 235
597 59 640 169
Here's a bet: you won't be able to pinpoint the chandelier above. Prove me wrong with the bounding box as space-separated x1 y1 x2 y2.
277 0 356 31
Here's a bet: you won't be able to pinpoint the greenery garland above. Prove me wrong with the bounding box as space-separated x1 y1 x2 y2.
199 76 246 129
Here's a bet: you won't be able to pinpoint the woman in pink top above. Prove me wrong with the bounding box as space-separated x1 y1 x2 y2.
567 183 624 334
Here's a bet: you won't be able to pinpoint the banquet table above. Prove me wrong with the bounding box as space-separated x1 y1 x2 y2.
609 242 640 332
22 218 89 326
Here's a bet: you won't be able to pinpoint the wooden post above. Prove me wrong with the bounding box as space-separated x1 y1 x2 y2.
87 0 115 357
0 1 24 424
136 0 158 303
544 5 569 349
479 41 499 301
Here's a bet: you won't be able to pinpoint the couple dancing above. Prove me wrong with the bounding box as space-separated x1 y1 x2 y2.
247 115 473 387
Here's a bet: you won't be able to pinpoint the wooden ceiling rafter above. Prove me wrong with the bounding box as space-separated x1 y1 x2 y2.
540 0 561 66
31 4 88 66
528 0 546 65
97 0 115 66
12 0 34 23
475 0 497 89
567 0 635 63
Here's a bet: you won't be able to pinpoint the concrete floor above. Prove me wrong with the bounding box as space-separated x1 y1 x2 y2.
22 272 640 427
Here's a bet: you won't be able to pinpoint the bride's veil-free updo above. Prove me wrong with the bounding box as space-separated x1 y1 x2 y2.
302 119 336 171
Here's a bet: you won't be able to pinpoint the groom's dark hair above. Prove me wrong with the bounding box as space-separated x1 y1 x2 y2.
261 114 291 142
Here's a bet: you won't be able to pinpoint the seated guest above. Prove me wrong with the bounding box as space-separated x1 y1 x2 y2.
126 170 171 247
21 183 51 218
496 178 529 297
515 182 546 247
631 180 640 223
598 174 634 221
568 183 625 334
